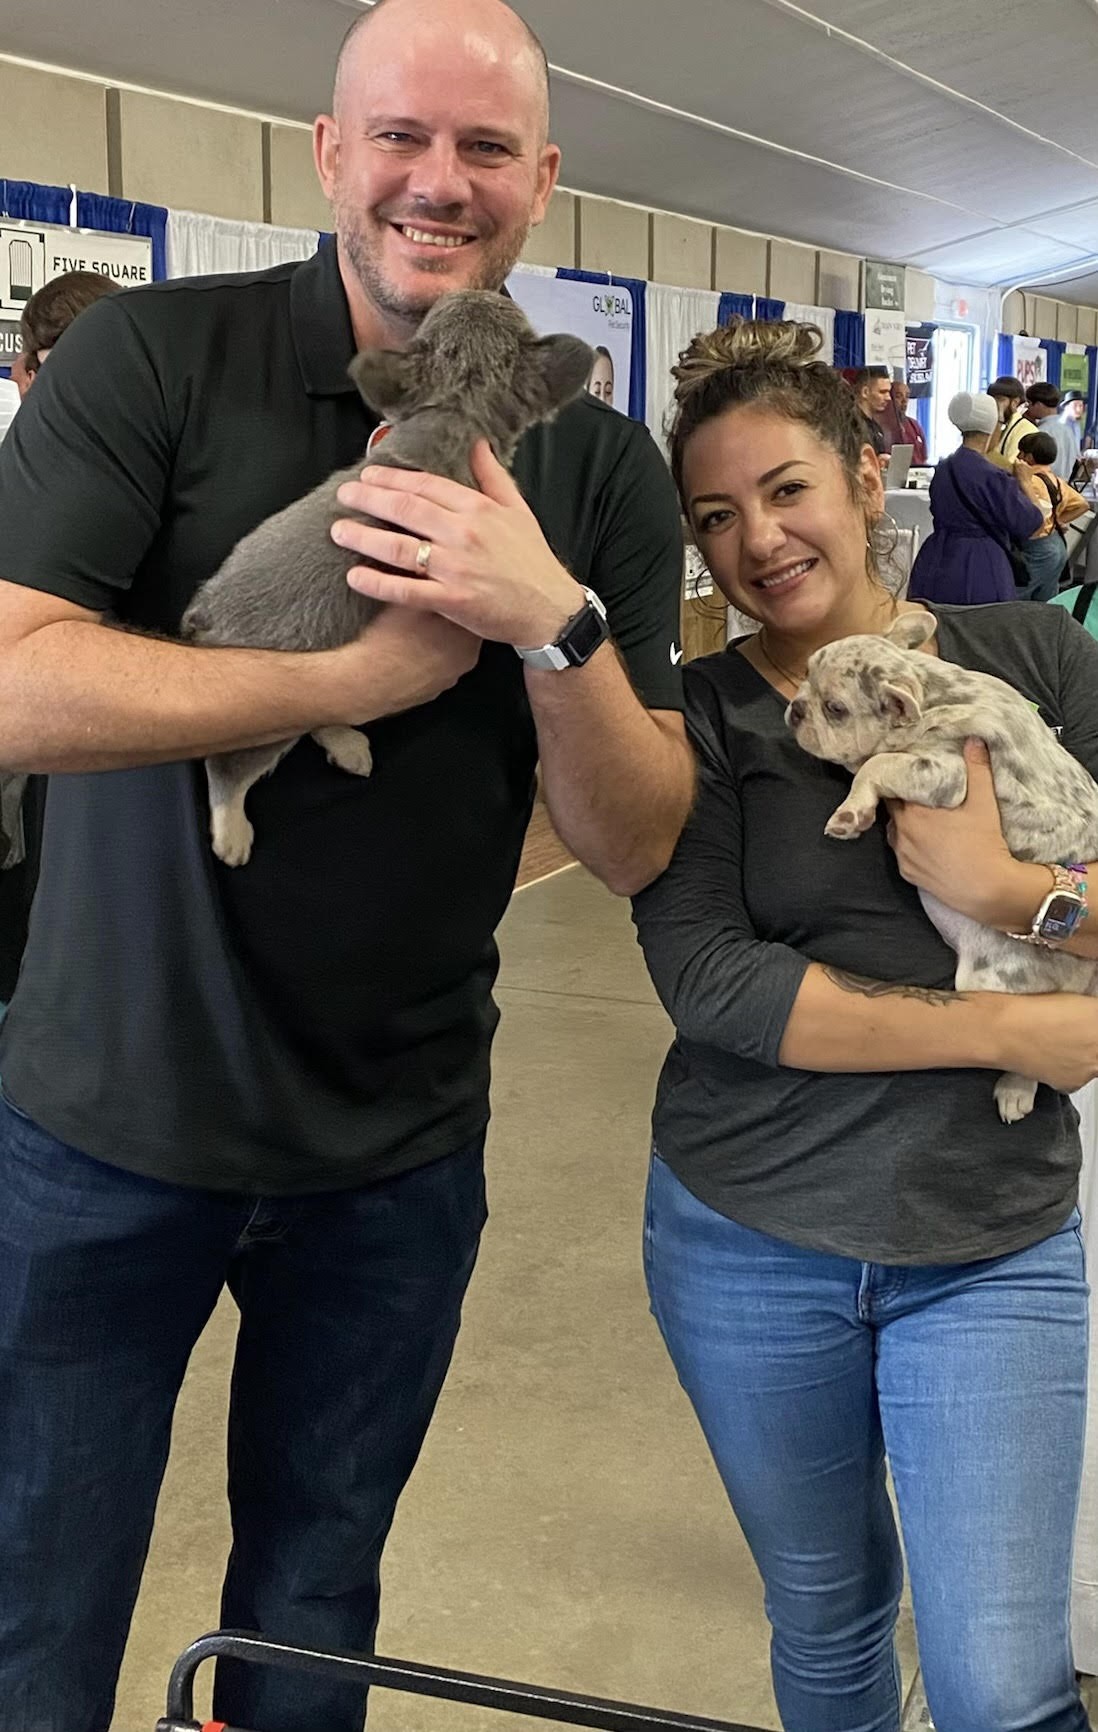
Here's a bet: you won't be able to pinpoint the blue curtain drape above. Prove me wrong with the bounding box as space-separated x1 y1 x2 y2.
76 191 168 282
995 333 1015 381
1040 339 1066 389
913 398 932 443
557 268 647 422
0 179 73 226
717 292 754 325
0 182 168 282
834 310 865 371
755 297 785 322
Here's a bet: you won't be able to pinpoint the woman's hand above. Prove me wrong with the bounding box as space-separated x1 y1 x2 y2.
994 992 1098 1095
887 740 1033 924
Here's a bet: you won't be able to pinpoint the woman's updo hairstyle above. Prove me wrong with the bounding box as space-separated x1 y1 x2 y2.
668 318 873 510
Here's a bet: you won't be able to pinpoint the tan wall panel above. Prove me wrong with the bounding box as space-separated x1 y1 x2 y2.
0 62 109 193
117 90 263 221
651 213 712 290
905 268 935 322
577 195 648 279
521 189 576 269
713 226 767 296
768 239 816 304
1078 308 1098 348
1057 302 1080 344
817 248 861 311
1033 296 1059 340
269 125 331 232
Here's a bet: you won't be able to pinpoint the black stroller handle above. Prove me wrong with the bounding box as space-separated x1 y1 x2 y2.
157 1631 766 1732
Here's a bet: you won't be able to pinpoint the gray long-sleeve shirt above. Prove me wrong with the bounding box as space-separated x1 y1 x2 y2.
633 601 1098 1265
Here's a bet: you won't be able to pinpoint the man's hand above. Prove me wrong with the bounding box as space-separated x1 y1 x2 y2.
886 739 1038 926
326 606 482 724
331 440 586 650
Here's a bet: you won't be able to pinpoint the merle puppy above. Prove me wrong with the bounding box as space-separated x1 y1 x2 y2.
788 611 1098 1122
182 291 592 866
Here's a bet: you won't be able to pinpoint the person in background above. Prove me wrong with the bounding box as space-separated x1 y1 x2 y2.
586 345 615 408
0 271 120 1014
850 365 890 462
1051 391 1087 481
909 391 1042 605
17 269 119 389
633 313 1098 1732
1014 429 1091 602
875 378 928 465
999 381 1062 465
986 375 1027 468
10 351 33 401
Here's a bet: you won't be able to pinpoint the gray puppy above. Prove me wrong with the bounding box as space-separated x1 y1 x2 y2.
787 611 1098 1122
181 291 593 866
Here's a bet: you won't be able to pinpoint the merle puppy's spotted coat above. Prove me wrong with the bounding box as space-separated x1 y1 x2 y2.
788 611 1098 1122
181 291 593 867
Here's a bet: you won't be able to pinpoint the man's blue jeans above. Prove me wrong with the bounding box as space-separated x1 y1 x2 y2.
644 1153 1091 1732
0 1090 487 1732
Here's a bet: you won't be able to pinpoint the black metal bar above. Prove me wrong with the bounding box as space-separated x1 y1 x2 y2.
163 1631 765 1732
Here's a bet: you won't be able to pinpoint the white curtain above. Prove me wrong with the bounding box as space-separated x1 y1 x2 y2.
1073 1081 1098 1670
0 377 20 446
783 302 836 366
165 211 321 280
645 283 720 451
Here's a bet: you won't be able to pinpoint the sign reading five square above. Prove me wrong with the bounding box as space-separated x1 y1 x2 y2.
0 222 153 316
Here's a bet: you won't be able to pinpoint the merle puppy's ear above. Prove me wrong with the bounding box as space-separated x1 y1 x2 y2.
348 348 422 417
528 334 597 412
877 679 923 725
885 610 936 651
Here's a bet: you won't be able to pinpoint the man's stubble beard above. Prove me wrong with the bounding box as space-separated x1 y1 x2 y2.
338 200 531 328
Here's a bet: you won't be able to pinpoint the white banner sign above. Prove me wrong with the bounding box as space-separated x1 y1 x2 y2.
505 269 633 416
1013 336 1047 390
864 310 907 373
1 221 153 367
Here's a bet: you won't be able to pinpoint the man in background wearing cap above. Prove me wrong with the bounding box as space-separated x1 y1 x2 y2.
1051 390 1087 479
910 391 1043 606
986 376 1026 469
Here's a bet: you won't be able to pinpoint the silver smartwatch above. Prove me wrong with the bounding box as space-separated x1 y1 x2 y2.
516 587 609 671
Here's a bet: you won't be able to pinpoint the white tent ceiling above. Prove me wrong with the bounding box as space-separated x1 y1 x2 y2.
3 0 1097 300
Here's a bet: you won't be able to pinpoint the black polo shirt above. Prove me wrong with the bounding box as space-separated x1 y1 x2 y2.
0 240 683 1193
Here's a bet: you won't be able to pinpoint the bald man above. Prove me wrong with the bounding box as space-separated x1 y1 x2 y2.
0 2 691 1726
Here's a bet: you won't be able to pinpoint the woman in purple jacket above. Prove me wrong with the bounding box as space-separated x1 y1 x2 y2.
910 392 1042 604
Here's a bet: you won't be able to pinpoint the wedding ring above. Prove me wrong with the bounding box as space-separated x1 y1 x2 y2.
415 540 432 574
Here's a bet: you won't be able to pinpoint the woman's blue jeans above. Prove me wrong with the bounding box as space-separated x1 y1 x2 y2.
644 1154 1091 1732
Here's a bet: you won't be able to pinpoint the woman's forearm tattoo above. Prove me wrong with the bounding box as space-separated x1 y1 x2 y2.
823 967 961 1008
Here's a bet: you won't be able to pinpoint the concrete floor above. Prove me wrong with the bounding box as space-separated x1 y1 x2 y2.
115 867 920 1730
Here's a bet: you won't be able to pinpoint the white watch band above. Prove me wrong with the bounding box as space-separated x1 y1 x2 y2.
516 587 608 671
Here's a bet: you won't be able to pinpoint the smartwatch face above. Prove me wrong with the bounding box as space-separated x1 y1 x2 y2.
1040 893 1085 942
563 605 609 666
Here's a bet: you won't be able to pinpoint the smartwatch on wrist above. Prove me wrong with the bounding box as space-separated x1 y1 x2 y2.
516 587 609 672
1007 863 1089 948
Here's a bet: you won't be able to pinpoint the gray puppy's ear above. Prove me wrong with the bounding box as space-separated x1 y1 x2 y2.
530 334 597 412
348 348 421 417
877 679 923 725
885 610 936 650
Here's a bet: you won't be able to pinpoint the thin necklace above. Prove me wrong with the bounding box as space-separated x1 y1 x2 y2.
757 598 902 691
756 635 807 689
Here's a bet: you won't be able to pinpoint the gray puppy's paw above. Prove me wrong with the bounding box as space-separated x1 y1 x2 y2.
212 806 255 869
994 1072 1039 1124
824 802 876 840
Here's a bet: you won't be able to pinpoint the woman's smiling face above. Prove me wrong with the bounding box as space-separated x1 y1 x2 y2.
682 403 884 633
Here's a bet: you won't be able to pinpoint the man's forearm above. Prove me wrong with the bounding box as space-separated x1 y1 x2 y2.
527 644 694 897
0 619 355 772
